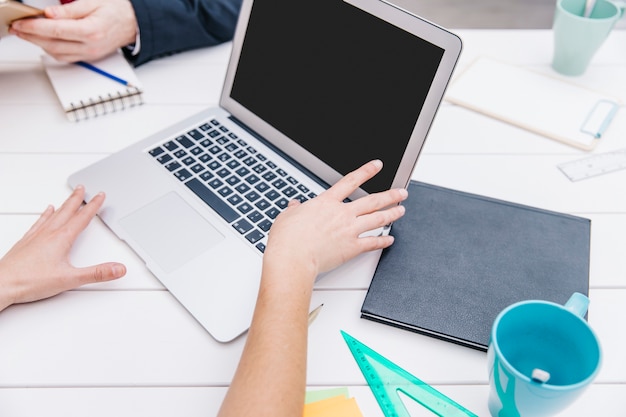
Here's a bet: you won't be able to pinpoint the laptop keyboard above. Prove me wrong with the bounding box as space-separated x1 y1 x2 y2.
147 118 318 253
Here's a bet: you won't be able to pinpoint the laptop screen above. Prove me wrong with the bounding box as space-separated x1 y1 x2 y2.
223 0 460 194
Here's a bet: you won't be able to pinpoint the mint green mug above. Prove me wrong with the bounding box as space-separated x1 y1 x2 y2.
552 0 625 76
487 293 602 417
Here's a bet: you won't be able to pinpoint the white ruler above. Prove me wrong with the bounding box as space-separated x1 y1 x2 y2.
558 148 626 181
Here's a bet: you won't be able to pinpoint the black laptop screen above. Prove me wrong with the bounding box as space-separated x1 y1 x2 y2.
230 0 444 193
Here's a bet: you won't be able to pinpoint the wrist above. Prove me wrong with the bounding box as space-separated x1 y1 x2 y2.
261 255 318 290
124 27 141 56
0 263 16 312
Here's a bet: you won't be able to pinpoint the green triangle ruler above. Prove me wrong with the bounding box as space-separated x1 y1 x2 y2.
341 330 478 417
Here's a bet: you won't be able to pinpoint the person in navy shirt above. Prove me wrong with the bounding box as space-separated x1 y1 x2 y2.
9 0 242 66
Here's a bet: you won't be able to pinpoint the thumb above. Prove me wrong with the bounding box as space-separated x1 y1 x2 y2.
72 262 127 286
45 1 97 19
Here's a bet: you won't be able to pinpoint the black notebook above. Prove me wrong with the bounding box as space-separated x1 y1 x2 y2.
361 181 591 351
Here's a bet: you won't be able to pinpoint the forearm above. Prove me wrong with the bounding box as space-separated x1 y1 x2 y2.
217 160 405 415
127 0 242 66
217 262 315 417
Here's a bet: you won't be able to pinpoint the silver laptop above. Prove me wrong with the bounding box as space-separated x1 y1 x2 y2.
68 0 462 342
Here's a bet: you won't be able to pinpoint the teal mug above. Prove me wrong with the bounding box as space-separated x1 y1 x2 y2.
487 293 602 417
552 0 625 76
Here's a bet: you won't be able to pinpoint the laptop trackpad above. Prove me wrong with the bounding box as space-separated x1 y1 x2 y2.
119 192 225 273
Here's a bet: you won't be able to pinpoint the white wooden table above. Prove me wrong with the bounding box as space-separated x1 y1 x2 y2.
0 29 624 416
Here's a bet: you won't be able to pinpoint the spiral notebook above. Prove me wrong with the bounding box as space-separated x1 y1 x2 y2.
42 50 144 122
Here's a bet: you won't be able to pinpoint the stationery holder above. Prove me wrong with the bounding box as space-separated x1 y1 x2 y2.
444 56 624 151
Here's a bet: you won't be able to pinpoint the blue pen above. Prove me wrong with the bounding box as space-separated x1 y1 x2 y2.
75 61 136 88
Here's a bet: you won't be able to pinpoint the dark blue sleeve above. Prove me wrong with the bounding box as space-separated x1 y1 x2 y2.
126 0 243 66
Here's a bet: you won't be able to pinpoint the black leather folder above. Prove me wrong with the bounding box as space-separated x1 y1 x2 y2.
361 181 591 351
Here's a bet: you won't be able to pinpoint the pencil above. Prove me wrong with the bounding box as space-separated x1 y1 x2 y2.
75 61 136 88
308 303 324 326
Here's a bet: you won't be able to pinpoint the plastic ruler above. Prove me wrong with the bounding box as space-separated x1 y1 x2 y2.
341 330 478 417
558 148 626 181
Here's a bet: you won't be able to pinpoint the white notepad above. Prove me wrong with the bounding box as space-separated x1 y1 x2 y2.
445 56 623 151
42 50 144 122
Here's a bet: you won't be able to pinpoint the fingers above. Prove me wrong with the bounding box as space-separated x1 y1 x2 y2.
46 185 87 226
44 1 97 20
357 203 406 233
10 20 92 62
59 184 87 208
72 262 127 286
285 159 407 234
351 186 408 216
41 187 104 241
12 14 78 39
20 186 88 240
287 199 301 208
11 2 97 45
21 205 55 239
352 195 408 252
323 160 383 201
355 234 397 253
59 189 106 240
326 158 408 227
69 190 105 231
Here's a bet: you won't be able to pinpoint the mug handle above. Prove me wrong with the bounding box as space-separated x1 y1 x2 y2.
565 292 590 317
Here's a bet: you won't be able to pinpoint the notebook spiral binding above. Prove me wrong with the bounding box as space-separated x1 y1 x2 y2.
67 86 144 122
